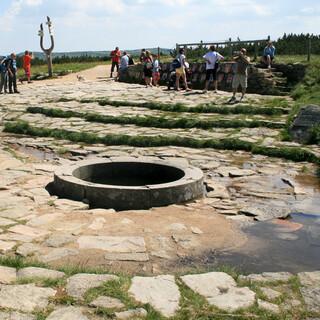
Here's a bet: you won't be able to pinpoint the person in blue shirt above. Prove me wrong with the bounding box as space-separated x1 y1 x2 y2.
263 41 276 69
3 53 19 94
0 56 8 94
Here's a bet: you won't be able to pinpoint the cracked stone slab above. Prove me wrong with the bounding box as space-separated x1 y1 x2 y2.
0 266 17 284
115 308 147 319
77 236 146 253
40 248 79 263
258 299 280 313
17 267 65 280
0 311 35 320
89 296 125 309
46 307 89 320
16 243 42 257
105 253 149 262
44 234 76 247
260 287 282 300
129 275 180 317
181 272 255 311
0 284 56 312
239 272 293 283
7 225 50 240
298 271 320 313
0 240 16 252
66 273 119 299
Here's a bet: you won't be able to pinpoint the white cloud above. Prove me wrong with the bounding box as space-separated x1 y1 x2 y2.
25 0 43 6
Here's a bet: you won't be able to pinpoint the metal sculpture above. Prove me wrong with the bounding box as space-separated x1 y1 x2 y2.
38 16 54 77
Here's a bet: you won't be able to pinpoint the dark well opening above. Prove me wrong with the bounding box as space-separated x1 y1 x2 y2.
73 162 185 186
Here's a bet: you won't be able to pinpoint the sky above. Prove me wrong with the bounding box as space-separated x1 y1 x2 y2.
0 0 319 53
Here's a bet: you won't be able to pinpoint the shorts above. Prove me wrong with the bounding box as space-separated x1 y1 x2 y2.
206 68 218 81
143 67 152 78
176 67 185 76
264 55 274 61
232 74 247 89
152 72 160 82
111 61 119 72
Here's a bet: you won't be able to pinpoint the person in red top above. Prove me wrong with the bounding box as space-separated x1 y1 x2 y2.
110 47 121 78
23 51 33 83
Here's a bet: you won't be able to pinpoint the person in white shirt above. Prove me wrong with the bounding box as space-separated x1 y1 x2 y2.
203 45 224 93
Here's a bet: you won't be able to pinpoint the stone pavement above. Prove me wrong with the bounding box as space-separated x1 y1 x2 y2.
0 75 319 318
0 265 319 319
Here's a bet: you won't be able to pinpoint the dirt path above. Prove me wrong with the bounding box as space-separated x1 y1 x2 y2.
30 64 112 86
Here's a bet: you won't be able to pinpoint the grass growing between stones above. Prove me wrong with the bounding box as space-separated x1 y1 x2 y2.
26 106 286 130
4 121 320 164
0 257 318 320
75 98 290 116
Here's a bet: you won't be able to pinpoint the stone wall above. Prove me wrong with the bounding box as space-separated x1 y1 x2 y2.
119 62 306 96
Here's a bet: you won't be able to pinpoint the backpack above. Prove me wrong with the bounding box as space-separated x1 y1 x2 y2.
171 58 181 69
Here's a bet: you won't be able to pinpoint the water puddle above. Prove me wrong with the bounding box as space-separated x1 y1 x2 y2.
213 212 320 273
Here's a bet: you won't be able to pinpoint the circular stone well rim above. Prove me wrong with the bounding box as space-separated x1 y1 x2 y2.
53 157 204 210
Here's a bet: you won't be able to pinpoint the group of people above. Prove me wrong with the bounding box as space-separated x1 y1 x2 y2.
109 40 275 101
110 47 161 87
0 51 33 94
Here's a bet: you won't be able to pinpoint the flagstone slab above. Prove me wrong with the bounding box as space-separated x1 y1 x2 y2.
89 296 125 309
17 267 65 280
8 225 50 239
129 275 180 317
40 248 79 263
77 236 146 253
0 311 35 320
46 307 89 320
298 271 320 313
66 273 119 299
0 266 17 284
0 284 56 312
0 240 16 252
181 272 255 311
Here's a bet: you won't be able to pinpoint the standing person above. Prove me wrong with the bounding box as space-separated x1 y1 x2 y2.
263 41 276 69
0 57 8 94
23 50 33 83
5 53 19 94
175 48 191 91
228 48 250 103
139 49 146 63
203 45 224 93
143 50 153 87
152 54 161 87
118 51 129 80
110 46 121 78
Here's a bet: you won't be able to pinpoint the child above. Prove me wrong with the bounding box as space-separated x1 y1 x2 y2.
152 54 161 87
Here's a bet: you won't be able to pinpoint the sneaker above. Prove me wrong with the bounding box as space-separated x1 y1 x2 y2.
228 96 236 103
239 96 244 102
14 91 20 94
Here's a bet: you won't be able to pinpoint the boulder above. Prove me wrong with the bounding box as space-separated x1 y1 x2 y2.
290 105 320 143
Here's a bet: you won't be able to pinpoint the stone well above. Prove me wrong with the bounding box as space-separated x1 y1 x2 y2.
53 158 204 210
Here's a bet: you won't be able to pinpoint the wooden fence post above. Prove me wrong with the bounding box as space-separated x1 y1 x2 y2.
254 42 258 61
228 38 232 58
307 37 311 62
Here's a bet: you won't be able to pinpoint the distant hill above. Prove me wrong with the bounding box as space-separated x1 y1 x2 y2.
13 48 172 60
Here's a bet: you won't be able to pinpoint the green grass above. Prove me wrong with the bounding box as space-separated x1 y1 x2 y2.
26 106 285 130
4 121 320 165
17 61 109 78
76 98 290 116
274 54 320 64
277 58 320 144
